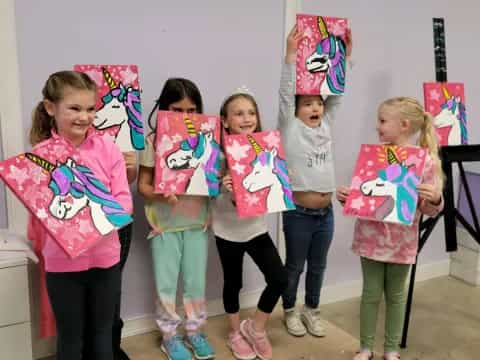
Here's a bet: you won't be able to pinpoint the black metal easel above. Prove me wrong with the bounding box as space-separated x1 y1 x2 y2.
400 18 480 348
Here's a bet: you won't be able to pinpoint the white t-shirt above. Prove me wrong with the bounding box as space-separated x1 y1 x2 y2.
211 187 268 243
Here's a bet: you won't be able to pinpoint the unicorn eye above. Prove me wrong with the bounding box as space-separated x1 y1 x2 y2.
112 105 121 109
376 182 384 187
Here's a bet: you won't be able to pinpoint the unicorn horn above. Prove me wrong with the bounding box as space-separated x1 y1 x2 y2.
102 67 117 89
442 85 450 100
386 146 400 165
183 116 196 136
247 135 262 155
25 152 56 172
318 16 329 38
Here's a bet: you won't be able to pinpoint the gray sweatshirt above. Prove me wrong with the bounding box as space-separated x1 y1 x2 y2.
278 63 343 193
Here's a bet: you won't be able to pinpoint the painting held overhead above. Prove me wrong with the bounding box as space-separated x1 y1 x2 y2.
296 14 348 96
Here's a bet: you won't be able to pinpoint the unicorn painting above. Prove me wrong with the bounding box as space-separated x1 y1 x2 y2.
431 85 467 145
343 145 427 225
165 116 221 196
296 14 348 96
26 153 132 235
242 135 295 213
86 66 144 151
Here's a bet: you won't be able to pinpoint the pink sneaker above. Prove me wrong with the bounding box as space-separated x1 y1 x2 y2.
227 331 256 360
240 318 273 360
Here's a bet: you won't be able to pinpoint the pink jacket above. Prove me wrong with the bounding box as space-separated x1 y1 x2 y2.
352 154 444 264
27 129 132 336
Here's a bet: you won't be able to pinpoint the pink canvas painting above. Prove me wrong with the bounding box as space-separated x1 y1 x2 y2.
0 140 132 258
343 144 427 225
224 130 295 218
154 111 221 196
74 64 144 152
296 14 348 96
423 82 467 146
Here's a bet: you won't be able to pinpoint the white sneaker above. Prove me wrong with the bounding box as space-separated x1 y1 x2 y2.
284 308 307 337
301 305 326 337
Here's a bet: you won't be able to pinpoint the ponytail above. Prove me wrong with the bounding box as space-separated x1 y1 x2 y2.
29 101 56 146
418 111 444 189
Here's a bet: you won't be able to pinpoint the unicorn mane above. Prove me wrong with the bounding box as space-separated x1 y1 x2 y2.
179 132 221 196
50 161 130 226
378 163 419 224
321 36 346 94
253 151 294 209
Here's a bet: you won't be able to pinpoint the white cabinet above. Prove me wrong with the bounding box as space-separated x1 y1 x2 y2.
0 255 33 360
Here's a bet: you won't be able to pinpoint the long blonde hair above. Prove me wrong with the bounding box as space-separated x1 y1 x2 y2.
381 96 444 189
29 71 96 146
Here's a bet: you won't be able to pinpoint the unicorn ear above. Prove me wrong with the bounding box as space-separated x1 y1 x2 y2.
65 158 76 168
205 132 213 141
270 148 278 158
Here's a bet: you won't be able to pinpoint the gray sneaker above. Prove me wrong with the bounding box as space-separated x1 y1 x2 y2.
301 305 326 337
284 308 307 337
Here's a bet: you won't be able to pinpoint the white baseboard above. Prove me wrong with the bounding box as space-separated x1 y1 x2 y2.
122 258 451 340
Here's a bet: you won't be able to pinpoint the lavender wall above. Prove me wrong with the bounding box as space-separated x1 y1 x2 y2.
13 0 480 322
14 0 284 319
0 119 7 228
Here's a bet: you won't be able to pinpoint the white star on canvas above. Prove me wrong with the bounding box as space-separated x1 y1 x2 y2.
157 134 174 156
36 208 48 219
227 140 250 162
84 69 103 86
7 165 29 186
245 193 260 207
78 219 91 234
350 196 365 210
120 66 138 85
171 134 183 143
263 131 280 149
331 22 344 36
430 89 441 101
231 162 246 175
29 165 47 185
200 118 217 132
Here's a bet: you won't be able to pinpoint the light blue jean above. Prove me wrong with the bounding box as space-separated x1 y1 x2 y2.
282 204 334 310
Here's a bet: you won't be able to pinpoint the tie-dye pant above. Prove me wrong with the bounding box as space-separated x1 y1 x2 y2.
151 228 208 335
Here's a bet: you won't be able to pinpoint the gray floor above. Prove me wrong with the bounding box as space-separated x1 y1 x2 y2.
43 276 479 360
321 276 480 360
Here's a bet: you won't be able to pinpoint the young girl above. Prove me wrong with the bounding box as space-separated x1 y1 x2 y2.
28 71 133 360
278 26 352 337
137 78 215 360
336 97 444 360
212 88 288 360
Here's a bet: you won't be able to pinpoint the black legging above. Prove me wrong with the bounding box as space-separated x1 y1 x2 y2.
82 224 133 360
113 224 133 356
46 264 121 360
216 233 287 314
